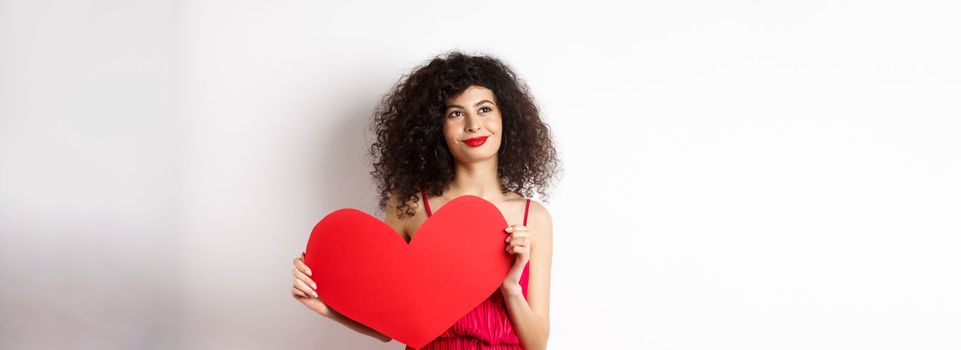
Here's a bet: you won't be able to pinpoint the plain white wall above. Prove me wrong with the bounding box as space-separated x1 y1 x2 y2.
0 1 182 349
1 0 959 349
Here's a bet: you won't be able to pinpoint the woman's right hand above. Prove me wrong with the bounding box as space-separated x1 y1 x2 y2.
291 251 331 317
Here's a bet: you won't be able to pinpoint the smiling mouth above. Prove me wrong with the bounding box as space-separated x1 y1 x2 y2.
463 136 489 147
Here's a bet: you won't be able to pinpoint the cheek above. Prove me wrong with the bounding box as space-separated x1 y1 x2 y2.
442 125 455 141
488 115 503 133
442 126 461 150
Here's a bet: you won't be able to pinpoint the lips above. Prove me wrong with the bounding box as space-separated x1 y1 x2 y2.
463 136 489 147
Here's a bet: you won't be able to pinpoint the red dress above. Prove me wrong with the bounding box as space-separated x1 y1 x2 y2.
405 189 532 350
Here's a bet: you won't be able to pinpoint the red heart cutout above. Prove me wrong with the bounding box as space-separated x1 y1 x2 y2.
304 195 512 349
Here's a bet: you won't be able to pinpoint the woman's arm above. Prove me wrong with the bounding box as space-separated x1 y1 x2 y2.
322 307 392 342
501 202 553 350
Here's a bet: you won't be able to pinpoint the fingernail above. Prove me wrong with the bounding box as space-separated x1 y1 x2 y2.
313 291 318 298
307 269 312 276
505 227 512 232
312 282 317 289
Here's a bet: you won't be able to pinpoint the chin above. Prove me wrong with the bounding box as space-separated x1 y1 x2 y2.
456 149 498 163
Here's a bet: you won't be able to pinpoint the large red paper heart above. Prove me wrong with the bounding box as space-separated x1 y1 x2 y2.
303 195 512 349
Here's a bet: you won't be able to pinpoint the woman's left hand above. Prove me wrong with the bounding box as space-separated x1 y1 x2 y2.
502 224 532 291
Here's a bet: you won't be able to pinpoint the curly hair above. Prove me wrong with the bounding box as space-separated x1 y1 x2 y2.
368 50 561 218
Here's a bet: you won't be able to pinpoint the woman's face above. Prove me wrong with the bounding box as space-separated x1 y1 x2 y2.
443 85 503 164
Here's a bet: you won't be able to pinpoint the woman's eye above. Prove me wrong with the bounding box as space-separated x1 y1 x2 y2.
449 111 462 118
479 107 492 113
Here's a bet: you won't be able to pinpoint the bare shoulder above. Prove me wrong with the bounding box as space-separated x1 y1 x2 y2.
525 199 553 234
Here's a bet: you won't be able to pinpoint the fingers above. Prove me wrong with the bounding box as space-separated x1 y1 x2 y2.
291 286 309 298
507 245 530 254
504 226 531 255
293 267 316 289
507 239 531 254
507 235 531 245
504 229 532 255
504 225 529 233
293 256 312 276
293 274 318 298
504 225 530 244
505 231 532 245
292 253 317 298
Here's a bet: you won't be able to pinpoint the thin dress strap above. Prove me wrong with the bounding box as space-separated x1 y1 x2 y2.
519 197 532 299
421 188 432 217
523 198 530 226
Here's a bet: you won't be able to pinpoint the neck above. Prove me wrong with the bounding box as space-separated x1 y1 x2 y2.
444 156 505 202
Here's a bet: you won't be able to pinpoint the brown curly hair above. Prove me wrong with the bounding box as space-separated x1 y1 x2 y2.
368 50 562 218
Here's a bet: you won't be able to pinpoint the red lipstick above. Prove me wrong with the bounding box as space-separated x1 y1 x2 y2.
463 136 489 147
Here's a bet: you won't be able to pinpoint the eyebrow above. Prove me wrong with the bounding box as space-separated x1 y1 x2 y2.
446 99 495 109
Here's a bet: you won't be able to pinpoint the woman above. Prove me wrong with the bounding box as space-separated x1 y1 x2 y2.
290 51 561 350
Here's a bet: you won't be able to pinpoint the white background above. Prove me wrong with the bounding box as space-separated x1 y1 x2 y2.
1 0 959 349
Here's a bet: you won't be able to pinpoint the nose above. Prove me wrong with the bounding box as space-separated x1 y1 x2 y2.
465 114 481 133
